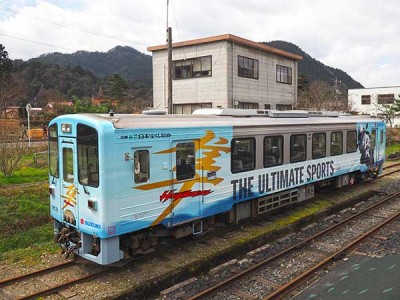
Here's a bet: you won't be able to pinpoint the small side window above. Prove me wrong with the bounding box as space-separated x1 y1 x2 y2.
290 134 307 163
231 138 255 173
371 130 376 148
347 131 357 153
331 132 343 156
312 133 326 159
380 130 384 145
264 136 283 167
176 142 195 181
134 150 150 183
63 148 74 183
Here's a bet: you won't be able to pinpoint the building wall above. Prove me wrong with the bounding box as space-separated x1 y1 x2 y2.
228 42 297 109
152 41 229 110
151 40 298 112
349 87 400 127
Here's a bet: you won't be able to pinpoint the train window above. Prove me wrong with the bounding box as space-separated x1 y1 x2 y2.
48 124 59 177
231 138 255 173
290 134 307 163
312 133 326 159
63 148 74 183
134 150 150 183
331 132 343 156
77 124 99 187
380 130 384 145
176 142 196 181
264 136 283 167
347 131 357 153
371 130 376 148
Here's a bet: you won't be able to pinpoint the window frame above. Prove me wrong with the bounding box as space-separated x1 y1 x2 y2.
77 124 99 188
134 149 150 184
48 124 59 178
312 132 326 159
62 147 74 183
347 130 357 153
330 131 343 156
231 137 256 174
290 134 307 163
276 64 292 85
238 55 259 79
263 135 283 168
173 55 212 80
176 142 196 181
361 95 371 105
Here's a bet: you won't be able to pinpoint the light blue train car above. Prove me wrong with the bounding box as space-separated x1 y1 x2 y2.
49 109 386 264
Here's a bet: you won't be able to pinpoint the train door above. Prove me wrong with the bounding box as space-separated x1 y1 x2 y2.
171 140 202 226
370 128 378 164
60 139 79 227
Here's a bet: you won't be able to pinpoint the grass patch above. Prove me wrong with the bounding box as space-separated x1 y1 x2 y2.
386 143 400 156
0 183 50 237
0 223 54 255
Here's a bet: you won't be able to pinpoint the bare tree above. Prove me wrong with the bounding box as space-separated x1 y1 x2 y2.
297 80 347 111
0 124 28 176
373 97 400 128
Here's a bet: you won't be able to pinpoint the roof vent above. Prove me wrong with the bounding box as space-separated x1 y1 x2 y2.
193 108 310 118
308 111 339 117
142 110 167 115
109 109 115 117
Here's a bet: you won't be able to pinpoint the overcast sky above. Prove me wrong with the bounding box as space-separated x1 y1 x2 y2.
0 0 399 88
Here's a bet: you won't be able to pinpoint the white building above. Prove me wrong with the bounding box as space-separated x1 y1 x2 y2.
348 86 400 126
147 34 302 114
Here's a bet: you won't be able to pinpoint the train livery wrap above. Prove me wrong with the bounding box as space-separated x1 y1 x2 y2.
49 110 386 264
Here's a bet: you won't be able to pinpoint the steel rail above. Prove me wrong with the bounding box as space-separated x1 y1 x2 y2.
264 204 400 299
188 190 400 300
0 260 74 288
17 268 109 300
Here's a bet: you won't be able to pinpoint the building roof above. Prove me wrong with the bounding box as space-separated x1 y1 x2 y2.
147 34 302 61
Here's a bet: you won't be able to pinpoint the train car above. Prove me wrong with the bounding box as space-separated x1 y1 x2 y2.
48 109 386 265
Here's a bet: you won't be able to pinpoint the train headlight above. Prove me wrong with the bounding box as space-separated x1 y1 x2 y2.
88 199 97 210
61 123 72 133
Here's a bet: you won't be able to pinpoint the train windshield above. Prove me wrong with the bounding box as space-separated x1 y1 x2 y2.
48 124 59 177
77 124 99 187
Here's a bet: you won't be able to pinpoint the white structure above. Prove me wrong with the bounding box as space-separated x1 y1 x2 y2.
348 86 400 127
147 34 302 114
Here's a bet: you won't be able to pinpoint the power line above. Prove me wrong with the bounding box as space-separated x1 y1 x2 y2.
0 4 146 46
0 32 76 52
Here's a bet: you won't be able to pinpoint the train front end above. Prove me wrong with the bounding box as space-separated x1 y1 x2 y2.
49 115 123 265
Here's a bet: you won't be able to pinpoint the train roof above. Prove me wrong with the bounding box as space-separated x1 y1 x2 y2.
76 111 383 130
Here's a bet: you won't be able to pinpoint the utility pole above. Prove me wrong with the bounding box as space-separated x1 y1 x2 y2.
167 27 173 114
334 77 341 102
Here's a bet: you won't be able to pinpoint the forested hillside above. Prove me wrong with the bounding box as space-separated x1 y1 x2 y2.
31 46 152 84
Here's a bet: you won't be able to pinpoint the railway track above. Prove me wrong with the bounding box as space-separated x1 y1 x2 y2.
175 189 400 300
0 258 110 300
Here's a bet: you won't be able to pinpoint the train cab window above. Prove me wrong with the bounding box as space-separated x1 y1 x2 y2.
231 138 255 173
312 133 326 159
77 124 99 187
63 148 74 183
331 132 343 156
48 124 59 177
264 136 283 167
371 130 376 148
134 150 150 183
290 134 306 163
176 142 196 180
347 131 357 153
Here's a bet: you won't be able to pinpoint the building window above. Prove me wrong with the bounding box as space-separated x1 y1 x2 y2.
361 95 371 105
264 104 271 109
290 134 307 163
173 102 212 114
276 104 293 111
231 138 255 173
276 65 292 84
238 55 259 79
331 132 343 156
312 133 326 159
173 56 212 79
377 94 395 104
176 142 196 181
264 136 283 167
347 131 357 153
238 102 259 109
